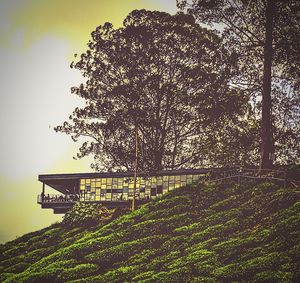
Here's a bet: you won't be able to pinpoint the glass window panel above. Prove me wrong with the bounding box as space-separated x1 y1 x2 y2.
175 176 180 182
96 181 101 187
102 178 107 184
107 178 112 185
163 176 168 181
96 178 101 182
80 185 85 191
80 179 85 185
175 183 180 188
181 175 187 181
85 179 91 184
95 195 100 201
157 185 163 194
169 176 175 183
101 183 107 189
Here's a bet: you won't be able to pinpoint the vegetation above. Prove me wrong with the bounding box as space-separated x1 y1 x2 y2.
55 9 247 171
1 180 299 282
178 0 300 168
62 202 112 228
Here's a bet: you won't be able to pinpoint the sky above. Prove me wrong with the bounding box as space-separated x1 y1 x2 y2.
0 0 177 243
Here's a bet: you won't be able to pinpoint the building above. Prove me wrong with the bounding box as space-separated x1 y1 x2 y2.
38 169 212 213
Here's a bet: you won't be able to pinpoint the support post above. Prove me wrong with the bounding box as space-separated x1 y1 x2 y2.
132 124 139 211
41 183 45 202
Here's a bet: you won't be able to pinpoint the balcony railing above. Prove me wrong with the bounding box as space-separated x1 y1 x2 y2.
37 194 79 204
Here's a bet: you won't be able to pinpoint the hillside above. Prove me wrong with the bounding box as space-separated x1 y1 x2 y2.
1 179 299 282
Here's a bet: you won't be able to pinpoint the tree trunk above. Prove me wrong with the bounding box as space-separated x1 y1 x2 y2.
260 0 275 169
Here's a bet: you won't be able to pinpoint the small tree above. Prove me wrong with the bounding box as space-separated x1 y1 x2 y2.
62 203 111 228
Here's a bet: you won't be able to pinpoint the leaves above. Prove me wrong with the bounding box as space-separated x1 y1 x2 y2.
55 9 247 171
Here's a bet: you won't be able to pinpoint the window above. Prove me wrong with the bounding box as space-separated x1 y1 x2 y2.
151 187 156 196
157 185 163 194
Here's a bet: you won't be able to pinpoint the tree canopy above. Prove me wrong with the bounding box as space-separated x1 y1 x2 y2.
177 0 300 167
56 9 247 172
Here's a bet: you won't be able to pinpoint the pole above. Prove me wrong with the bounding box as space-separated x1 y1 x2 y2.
42 183 45 202
132 124 139 211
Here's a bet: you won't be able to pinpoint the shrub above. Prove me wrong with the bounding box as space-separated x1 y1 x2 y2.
62 202 112 228
254 271 293 282
57 264 99 281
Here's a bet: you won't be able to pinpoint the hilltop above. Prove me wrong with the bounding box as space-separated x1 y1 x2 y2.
1 179 299 282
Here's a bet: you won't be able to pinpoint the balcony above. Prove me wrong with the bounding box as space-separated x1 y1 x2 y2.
37 193 147 213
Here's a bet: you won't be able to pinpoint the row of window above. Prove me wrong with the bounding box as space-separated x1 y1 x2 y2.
79 174 202 201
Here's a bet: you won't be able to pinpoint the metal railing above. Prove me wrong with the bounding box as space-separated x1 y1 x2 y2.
37 194 79 203
204 168 294 188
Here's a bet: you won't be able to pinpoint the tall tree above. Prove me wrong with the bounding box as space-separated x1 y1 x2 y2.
55 10 245 172
177 0 300 168
261 0 275 169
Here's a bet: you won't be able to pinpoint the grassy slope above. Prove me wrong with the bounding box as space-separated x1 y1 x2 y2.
1 180 299 283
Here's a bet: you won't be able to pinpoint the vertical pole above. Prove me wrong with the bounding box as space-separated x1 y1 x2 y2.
132 124 139 211
42 183 45 202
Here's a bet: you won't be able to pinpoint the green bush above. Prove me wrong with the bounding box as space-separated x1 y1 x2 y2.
62 202 112 228
254 271 293 282
57 263 99 281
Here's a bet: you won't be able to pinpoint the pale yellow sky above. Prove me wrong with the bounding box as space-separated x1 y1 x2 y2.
0 0 177 243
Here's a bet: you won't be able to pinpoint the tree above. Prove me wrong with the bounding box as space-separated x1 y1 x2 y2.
55 10 246 172
62 202 111 228
177 0 300 168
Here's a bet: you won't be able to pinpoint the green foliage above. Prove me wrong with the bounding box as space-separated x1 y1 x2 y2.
1 180 299 282
57 264 99 281
55 9 245 171
62 202 112 228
